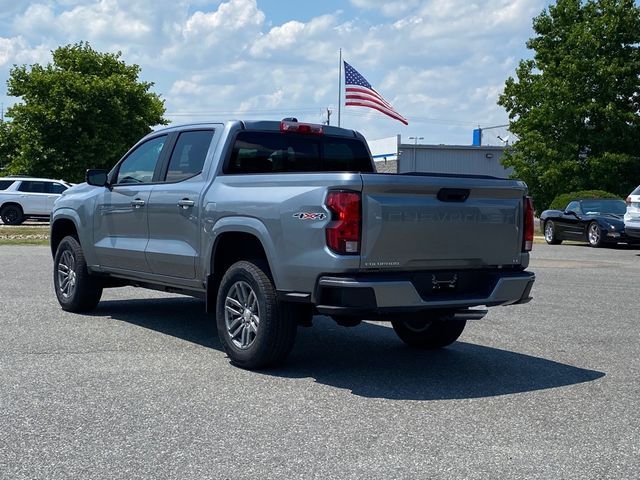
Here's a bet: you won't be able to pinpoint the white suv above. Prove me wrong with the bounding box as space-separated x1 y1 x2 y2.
0 176 73 225
625 185 640 239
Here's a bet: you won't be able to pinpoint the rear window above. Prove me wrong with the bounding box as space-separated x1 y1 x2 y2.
225 131 374 174
632 185 640 195
50 183 67 194
0 180 14 190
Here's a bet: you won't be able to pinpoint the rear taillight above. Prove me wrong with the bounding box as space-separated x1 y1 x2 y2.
325 191 361 254
626 196 631 205
523 196 534 252
280 120 324 135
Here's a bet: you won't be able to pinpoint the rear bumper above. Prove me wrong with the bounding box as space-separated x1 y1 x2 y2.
314 270 535 317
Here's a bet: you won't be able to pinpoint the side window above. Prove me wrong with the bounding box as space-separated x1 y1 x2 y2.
0 180 14 190
50 183 67 194
565 201 581 214
18 181 48 193
115 135 167 184
165 130 214 182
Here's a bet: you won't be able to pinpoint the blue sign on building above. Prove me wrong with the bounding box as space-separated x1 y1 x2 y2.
472 128 482 146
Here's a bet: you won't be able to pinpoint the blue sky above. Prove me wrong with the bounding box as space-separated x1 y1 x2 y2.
0 0 550 145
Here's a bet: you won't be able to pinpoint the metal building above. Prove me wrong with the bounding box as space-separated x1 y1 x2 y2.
398 143 512 177
367 135 513 178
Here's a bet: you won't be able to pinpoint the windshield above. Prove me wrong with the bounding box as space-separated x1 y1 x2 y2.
580 199 626 216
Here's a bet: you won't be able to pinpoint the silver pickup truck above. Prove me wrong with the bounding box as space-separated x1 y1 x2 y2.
51 119 535 369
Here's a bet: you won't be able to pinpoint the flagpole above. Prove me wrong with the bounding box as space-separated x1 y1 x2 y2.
338 48 342 127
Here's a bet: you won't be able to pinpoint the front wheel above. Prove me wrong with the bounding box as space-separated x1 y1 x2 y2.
587 222 603 248
216 260 297 369
392 316 466 349
53 235 103 312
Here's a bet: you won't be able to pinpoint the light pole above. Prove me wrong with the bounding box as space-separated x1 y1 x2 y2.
409 136 424 145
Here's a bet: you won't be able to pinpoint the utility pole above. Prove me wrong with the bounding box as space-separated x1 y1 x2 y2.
325 108 332 125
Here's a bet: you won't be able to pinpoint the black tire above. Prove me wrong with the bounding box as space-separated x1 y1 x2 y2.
587 222 603 248
216 260 297 369
53 235 103 312
1 204 25 225
543 220 562 245
392 316 467 349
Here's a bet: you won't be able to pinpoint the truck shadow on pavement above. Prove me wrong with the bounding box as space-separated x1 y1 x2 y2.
95 297 605 401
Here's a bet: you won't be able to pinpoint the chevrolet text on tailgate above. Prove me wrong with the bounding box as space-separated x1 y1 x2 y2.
51 119 535 369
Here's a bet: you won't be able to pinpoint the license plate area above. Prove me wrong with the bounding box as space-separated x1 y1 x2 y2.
412 270 500 301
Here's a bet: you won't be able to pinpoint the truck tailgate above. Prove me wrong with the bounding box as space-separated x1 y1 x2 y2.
360 173 527 270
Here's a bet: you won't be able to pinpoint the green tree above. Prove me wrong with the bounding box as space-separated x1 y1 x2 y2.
0 120 18 173
3 42 167 182
499 0 640 210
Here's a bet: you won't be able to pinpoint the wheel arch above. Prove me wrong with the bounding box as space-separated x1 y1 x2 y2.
1 201 24 214
204 218 279 313
211 231 273 281
207 218 278 277
50 210 83 257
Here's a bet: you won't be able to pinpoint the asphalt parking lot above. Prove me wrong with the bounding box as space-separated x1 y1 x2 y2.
1 243 639 479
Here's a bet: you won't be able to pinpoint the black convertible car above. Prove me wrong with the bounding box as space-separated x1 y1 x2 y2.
540 198 637 247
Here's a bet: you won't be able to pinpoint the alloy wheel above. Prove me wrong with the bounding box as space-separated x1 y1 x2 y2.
224 280 260 349
545 222 554 242
57 250 77 299
588 223 601 246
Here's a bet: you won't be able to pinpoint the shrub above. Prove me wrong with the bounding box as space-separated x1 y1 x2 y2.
549 190 622 211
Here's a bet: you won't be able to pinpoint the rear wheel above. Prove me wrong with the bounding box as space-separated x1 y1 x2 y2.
53 235 103 312
1 204 25 225
544 220 562 245
587 222 603 247
392 316 466 349
216 260 297 369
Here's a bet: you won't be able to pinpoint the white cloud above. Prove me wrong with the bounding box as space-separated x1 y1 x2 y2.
169 79 205 96
250 21 305 56
350 0 422 17
0 36 50 67
159 0 266 69
249 14 336 61
183 0 264 43
58 0 152 40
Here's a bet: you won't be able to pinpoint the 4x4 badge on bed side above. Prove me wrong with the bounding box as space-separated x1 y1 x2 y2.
293 212 326 220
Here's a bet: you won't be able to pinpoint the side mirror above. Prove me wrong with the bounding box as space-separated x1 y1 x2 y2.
86 169 109 187
564 210 577 217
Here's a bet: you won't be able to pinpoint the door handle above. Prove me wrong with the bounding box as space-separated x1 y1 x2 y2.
131 198 146 208
177 199 195 209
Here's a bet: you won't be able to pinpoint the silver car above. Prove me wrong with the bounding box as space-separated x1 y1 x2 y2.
624 185 640 239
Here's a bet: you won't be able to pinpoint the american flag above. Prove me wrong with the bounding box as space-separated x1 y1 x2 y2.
344 61 408 125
